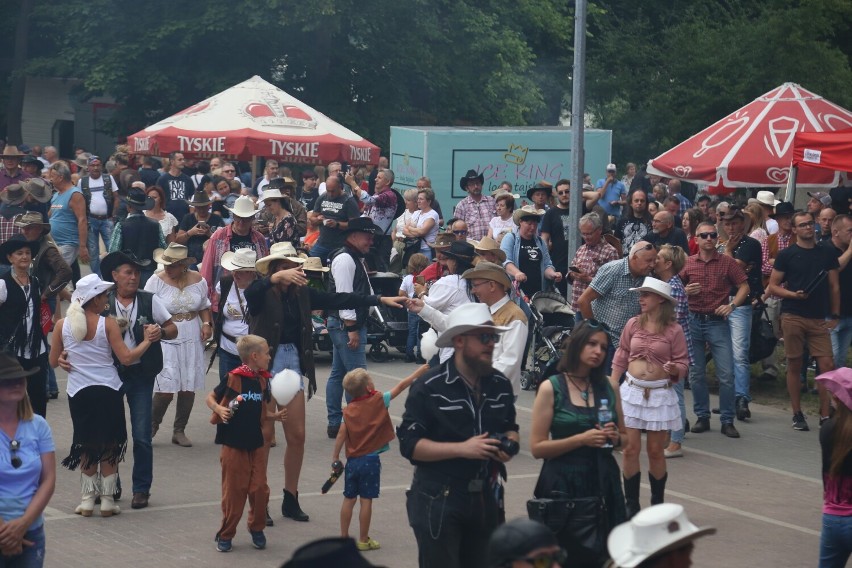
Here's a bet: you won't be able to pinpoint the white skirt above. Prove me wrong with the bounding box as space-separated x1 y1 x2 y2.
620 373 681 431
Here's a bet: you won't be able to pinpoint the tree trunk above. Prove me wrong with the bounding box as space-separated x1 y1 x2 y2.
5 0 34 145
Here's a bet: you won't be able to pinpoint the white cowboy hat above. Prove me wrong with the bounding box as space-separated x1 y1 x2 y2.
512 205 545 226
71 274 115 306
629 276 676 304
755 190 780 207
225 195 258 218
220 248 258 273
153 243 196 266
434 303 510 348
259 188 286 204
256 241 305 275
607 504 716 568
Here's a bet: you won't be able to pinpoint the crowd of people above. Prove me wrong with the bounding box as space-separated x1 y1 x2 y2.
0 140 850 567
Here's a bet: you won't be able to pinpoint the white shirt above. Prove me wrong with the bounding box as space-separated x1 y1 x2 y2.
400 274 415 298
423 275 470 362
766 217 779 235
330 252 374 321
77 174 118 216
395 209 415 239
215 281 250 355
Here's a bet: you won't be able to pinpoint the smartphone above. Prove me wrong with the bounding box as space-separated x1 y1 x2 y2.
415 276 425 285
197 222 209 231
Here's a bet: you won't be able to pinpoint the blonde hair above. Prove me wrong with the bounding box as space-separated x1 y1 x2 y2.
638 299 676 331
343 368 371 398
236 334 268 362
744 202 767 232
18 392 34 421
66 302 88 342
657 244 686 274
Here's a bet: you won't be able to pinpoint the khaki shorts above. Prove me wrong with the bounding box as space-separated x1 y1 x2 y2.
780 313 833 359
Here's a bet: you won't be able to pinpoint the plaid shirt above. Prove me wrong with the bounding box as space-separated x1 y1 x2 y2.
0 214 21 242
674 193 693 215
201 225 269 310
569 240 619 311
588 258 645 349
680 251 747 313
453 195 496 241
668 275 695 365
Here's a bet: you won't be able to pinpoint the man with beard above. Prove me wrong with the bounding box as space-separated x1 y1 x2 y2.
454 169 496 241
398 302 518 568
648 211 689 251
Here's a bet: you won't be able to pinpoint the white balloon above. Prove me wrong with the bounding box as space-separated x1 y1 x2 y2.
420 328 438 362
271 369 302 406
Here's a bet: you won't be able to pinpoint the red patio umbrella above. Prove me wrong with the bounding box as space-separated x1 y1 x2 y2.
646 83 852 195
126 75 380 165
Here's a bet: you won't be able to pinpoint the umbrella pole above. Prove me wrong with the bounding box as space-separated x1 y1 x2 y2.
784 165 798 204
251 156 259 190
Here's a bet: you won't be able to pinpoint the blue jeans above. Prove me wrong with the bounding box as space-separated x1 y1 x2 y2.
0 525 45 568
87 217 114 277
218 348 243 389
728 304 753 402
308 243 333 264
688 315 735 424
670 377 687 444
831 317 852 370
326 317 366 427
272 343 303 389
819 513 852 568
120 367 155 494
407 311 421 356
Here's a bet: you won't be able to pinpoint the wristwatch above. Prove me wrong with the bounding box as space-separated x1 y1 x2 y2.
729 302 737 310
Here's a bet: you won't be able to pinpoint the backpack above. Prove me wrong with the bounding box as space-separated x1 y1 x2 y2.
81 175 114 217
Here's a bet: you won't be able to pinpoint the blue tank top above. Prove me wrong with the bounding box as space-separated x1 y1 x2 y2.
50 187 82 246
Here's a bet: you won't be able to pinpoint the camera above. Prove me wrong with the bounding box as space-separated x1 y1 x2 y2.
490 433 519 456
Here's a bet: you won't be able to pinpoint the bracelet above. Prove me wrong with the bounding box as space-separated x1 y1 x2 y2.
202 322 212 327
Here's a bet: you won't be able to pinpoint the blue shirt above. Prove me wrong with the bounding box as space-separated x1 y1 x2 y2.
596 178 627 217
0 415 54 529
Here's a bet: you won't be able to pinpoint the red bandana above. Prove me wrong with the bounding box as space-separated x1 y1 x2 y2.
230 364 272 379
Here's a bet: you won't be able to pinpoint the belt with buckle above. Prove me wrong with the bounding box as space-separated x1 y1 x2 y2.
89 214 110 221
171 311 198 322
690 312 725 322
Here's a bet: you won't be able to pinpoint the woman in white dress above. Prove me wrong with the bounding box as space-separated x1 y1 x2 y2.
145 186 179 244
145 243 213 447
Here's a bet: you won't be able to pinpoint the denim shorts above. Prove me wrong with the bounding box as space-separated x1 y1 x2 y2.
343 454 382 499
272 343 304 391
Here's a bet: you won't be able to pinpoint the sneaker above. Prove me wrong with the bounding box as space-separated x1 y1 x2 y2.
216 537 232 553
356 537 381 551
250 530 266 550
819 416 830 427
792 412 810 431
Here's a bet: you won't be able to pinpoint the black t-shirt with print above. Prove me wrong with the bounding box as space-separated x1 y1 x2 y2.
213 374 270 450
519 237 543 297
229 231 257 253
541 206 572 268
313 193 360 249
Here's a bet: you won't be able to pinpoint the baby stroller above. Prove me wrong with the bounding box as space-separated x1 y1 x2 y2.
365 273 409 362
520 291 576 391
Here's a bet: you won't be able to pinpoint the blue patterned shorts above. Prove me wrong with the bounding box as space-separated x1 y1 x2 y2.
343 454 382 499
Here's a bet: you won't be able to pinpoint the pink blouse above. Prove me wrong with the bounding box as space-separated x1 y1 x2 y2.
612 317 690 381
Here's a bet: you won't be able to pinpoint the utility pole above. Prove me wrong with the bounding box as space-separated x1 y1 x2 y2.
567 0 587 265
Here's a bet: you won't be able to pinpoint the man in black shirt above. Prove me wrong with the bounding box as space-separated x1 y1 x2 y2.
398 302 518 568
541 179 575 297
768 211 840 432
720 206 764 421
307 176 360 263
818 214 852 370
156 151 194 220
648 211 689 250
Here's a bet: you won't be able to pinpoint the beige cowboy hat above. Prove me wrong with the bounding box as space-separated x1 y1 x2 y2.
14 211 51 235
22 178 53 203
302 256 329 273
472 236 507 263
755 190 780 207
512 204 545 225
220 248 258 273
462 261 511 291
256 241 305 276
1 183 26 205
434 303 510 348
0 145 25 159
74 153 92 169
492 189 520 200
225 195 258 218
153 243 197 266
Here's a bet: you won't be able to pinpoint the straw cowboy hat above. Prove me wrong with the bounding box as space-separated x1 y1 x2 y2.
153 243 196 266
100 250 152 282
755 190 780 207
74 153 92 169
512 205 545 225
492 189 520 200
302 256 329 273
462 261 512 291
629 277 676 304
256 241 305 276
22 178 53 203
0 145 25 159
607 504 716 568
220 248 258 273
259 188 286 204
434 303 510 348
225 195 258 218
14 211 51 235
71 274 115 306
459 169 485 191
472 236 507 263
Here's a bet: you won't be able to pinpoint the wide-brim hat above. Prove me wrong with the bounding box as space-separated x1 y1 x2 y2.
459 169 485 191
0 234 38 264
256 242 305 275
126 187 154 210
815 367 852 411
492 189 520 200
0 352 40 382
302 256 329 273
526 181 553 200
221 248 258 273
225 195 258 218
268 177 296 190
442 240 475 263
280 537 379 568
188 190 212 206
74 153 92 169
462 261 511 291
21 155 40 166
22 178 52 203
512 205 545 225
756 190 780 207
343 216 383 235
14 211 51 235
0 145 25 158
71 274 115 306
608 504 716 568
435 303 511 348
770 201 795 218
427 232 455 250
1 183 26 205
153 243 196 267
472 236 507 263
259 188 286 204
100 250 153 282
629 276 676 304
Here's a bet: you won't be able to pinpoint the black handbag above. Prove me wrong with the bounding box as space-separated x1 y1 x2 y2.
749 303 778 363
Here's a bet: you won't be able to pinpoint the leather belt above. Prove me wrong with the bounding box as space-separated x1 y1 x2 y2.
690 312 725 322
171 311 198 322
89 214 110 221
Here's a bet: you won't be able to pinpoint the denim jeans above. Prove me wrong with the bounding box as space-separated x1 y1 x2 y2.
670 377 687 444
86 217 113 277
120 367 155 494
728 304 753 402
407 311 422 357
0 525 46 568
830 316 852 370
819 513 852 568
218 348 243 389
326 316 366 427
308 243 333 265
688 315 735 424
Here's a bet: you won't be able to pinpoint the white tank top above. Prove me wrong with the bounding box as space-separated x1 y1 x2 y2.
64 316 122 396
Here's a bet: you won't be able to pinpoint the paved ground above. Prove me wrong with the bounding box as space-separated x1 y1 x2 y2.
41 351 824 567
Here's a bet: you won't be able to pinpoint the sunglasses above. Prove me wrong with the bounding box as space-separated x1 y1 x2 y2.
557 191 569 195
9 440 21 469
461 332 501 345
697 231 718 239
223 169 236 174
452 230 468 235
519 549 568 568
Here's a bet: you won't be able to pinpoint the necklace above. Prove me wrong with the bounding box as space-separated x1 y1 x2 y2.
566 373 591 403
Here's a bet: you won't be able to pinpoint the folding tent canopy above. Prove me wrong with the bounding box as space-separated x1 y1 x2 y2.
785 128 852 206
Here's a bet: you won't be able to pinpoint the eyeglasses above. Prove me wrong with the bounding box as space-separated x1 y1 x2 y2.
9 440 21 469
452 230 468 236
697 232 718 239
461 332 501 345
470 280 492 289
519 549 568 568
796 221 815 228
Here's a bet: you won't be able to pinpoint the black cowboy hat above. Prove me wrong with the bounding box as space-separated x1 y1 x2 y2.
770 201 795 218
126 187 154 210
526 181 553 201
442 240 475 262
21 155 41 166
280 537 380 568
343 217 383 235
458 169 485 191
0 234 38 264
100 250 152 282
0 352 39 382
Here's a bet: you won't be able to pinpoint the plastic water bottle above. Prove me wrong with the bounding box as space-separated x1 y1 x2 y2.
224 395 244 423
598 398 613 448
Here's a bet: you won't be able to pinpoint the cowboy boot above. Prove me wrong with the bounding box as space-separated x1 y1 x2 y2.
623 473 641 519
282 489 309 522
172 391 195 447
151 393 172 438
75 473 98 517
649 472 668 506
99 474 121 517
